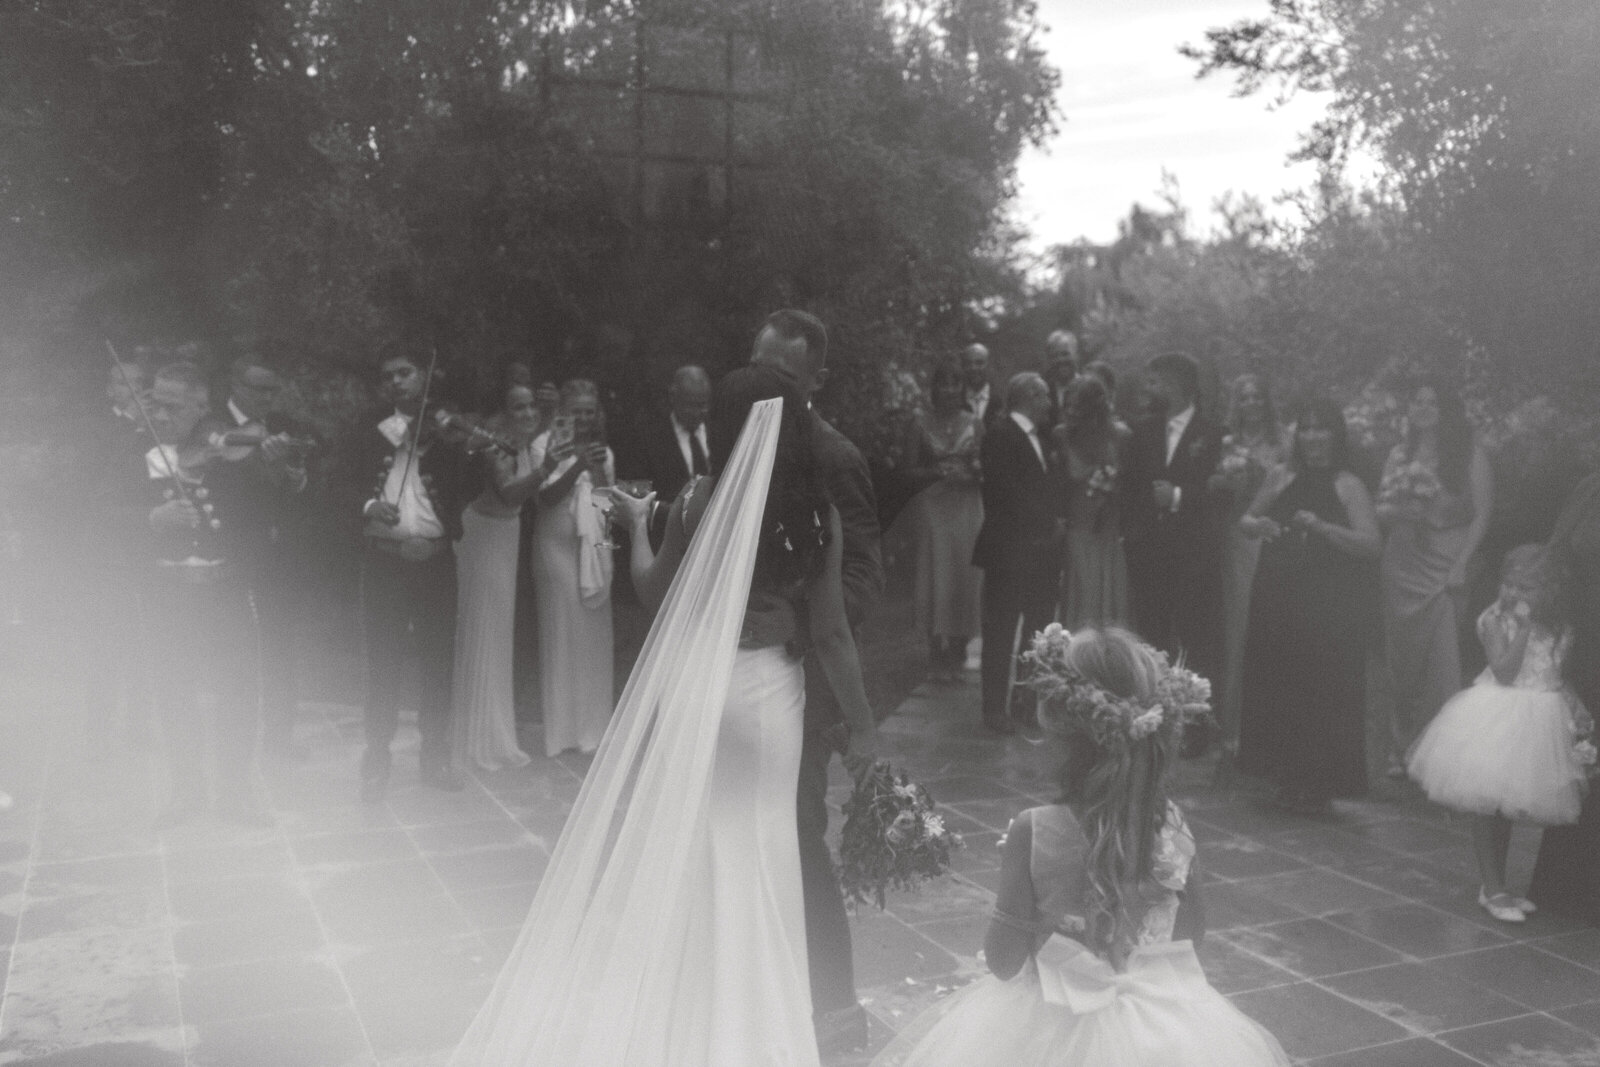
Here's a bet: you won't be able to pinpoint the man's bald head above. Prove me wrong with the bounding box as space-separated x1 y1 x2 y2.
669 364 712 430
960 343 990 390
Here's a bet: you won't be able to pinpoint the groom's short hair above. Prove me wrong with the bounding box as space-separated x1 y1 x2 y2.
1147 351 1200 403
762 310 828 367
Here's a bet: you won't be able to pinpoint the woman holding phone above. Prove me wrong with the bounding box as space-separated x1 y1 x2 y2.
529 379 616 756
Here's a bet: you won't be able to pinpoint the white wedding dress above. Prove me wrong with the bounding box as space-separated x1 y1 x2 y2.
450 398 821 1066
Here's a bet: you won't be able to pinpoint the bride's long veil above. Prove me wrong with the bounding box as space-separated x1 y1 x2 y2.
451 397 784 1065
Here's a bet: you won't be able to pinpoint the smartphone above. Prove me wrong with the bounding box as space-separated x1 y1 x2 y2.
550 415 575 449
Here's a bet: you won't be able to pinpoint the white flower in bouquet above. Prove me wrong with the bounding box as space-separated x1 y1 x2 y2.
1218 436 1251 477
1378 458 1444 512
1128 707 1164 739
1085 463 1119 497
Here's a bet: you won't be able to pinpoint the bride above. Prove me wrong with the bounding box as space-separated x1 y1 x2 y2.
450 365 881 1066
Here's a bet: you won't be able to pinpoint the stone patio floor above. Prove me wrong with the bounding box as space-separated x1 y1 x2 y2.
3 645 1600 1066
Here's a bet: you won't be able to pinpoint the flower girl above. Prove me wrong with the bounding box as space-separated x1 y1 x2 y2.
874 625 1288 1067
1408 544 1593 922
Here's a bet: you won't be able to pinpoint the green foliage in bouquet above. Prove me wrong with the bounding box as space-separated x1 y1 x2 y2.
837 760 962 910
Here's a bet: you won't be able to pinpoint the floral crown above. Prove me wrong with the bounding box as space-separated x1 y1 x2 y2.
1021 623 1212 748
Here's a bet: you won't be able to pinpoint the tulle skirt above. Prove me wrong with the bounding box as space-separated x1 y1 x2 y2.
872 942 1289 1067
1408 675 1587 824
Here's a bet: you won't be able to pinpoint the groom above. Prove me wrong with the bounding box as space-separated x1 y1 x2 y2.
750 309 885 1054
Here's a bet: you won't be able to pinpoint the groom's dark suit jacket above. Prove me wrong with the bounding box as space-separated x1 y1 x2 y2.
803 410 884 732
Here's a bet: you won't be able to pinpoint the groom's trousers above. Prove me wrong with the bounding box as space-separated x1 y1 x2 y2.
797 716 857 1016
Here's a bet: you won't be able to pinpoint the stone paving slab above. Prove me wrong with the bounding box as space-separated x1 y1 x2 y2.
2 647 1600 1066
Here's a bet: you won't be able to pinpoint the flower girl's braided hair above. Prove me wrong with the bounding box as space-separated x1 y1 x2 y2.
1022 625 1212 966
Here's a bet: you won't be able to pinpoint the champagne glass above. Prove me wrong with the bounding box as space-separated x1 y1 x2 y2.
592 493 620 551
593 480 652 551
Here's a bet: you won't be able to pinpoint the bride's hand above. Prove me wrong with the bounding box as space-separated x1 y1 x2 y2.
842 724 883 778
601 487 655 531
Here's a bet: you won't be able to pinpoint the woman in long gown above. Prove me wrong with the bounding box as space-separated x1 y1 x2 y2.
452 384 544 772
1208 375 1290 762
1236 397 1381 813
528 379 615 757
1529 472 1600 918
449 366 880 1066
1053 376 1131 629
1377 377 1492 776
904 360 983 680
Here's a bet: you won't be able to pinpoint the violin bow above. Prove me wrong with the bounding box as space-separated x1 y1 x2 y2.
390 342 439 504
105 339 205 519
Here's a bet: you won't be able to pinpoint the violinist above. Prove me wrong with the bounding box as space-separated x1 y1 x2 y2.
339 343 477 802
220 355 316 761
138 360 270 828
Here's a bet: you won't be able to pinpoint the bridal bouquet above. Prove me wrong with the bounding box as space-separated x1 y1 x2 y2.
1085 462 1118 498
1377 458 1443 512
838 761 962 909
1218 436 1252 478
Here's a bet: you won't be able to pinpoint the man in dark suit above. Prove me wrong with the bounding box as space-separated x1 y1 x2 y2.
749 308 884 1056
617 364 711 548
1122 352 1224 735
340 344 478 801
973 372 1062 734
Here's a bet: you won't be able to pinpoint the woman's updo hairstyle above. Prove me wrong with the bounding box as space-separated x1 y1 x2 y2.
708 365 830 592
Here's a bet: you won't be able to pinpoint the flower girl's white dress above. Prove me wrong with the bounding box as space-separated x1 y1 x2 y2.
873 803 1288 1067
1408 604 1590 824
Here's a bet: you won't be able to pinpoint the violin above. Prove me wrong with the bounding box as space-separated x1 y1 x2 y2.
434 411 519 457
203 423 317 464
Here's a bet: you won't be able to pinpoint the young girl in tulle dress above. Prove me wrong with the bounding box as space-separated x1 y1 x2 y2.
1408 544 1594 923
874 625 1289 1067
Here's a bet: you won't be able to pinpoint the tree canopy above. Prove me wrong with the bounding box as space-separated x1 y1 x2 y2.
1 0 1059 440
1182 0 1600 399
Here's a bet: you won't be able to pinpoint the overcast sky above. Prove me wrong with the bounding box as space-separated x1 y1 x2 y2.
1011 0 1330 251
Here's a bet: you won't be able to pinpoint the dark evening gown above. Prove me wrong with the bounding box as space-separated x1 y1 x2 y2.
1236 468 1372 800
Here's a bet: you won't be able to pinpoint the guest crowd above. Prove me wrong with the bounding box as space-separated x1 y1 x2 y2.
895 334 1600 928
47 310 1600 963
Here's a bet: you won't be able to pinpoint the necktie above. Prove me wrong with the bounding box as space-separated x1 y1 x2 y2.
689 430 709 476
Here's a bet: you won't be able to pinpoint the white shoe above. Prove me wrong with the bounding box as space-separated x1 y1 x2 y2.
1511 896 1537 914
1479 888 1527 923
